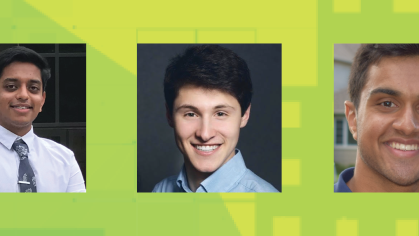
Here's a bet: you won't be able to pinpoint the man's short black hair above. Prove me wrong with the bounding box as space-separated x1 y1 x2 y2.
164 45 253 116
349 44 419 110
0 46 51 91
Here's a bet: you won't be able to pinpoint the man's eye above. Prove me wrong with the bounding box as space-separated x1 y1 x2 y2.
29 86 40 91
5 85 17 90
381 101 396 108
216 112 227 116
185 112 196 117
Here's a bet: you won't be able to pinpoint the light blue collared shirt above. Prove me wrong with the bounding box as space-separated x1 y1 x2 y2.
152 150 279 192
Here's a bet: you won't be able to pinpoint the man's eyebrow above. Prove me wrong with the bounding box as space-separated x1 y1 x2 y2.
214 104 236 110
3 78 18 83
175 104 236 112
3 78 41 85
175 104 198 112
28 80 42 85
370 88 401 97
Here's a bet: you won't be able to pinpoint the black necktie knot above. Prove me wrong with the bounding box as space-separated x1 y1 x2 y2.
12 139 29 159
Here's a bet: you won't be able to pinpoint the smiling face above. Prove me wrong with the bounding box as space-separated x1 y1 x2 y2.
168 85 250 177
346 56 419 188
0 62 45 136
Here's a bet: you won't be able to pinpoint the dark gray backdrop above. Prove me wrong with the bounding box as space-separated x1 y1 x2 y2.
137 44 282 192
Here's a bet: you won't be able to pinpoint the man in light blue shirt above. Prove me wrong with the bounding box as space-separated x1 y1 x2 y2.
153 45 278 193
153 149 278 192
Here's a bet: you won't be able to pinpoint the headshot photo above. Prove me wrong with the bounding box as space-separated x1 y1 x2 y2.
334 44 419 192
0 44 86 192
138 44 281 192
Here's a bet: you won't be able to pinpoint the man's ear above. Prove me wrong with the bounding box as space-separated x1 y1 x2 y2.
165 103 174 128
345 101 357 141
240 104 251 128
39 91 46 112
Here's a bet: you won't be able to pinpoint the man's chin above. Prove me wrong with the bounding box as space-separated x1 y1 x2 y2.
383 171 419 187
10 120 33 128
2 120 33 133
195 166 218 173
192 161 221 174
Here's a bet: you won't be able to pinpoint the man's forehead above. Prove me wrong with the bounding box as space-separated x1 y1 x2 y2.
368 56 419 78
0 62 42 81
362 56 419 98
2 61 41 73
174 86 239 108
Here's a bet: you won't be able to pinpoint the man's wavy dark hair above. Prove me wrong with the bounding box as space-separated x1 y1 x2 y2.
164 45 253 116
0 46 51 91
349 44 419 110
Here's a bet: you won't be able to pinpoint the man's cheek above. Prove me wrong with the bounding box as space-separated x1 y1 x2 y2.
216 122 237 135
176 126 194 140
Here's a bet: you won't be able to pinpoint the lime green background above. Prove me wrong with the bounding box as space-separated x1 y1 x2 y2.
0 0 418 235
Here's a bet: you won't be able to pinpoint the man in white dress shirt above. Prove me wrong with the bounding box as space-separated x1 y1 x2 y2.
0 46 86 192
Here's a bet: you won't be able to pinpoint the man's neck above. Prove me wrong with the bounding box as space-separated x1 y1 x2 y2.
0 124 31 137
184 163 211 192
348 155 419 192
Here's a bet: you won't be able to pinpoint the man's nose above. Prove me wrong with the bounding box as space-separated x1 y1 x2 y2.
16 87 29 100
393 106 419 136
196 118 216 141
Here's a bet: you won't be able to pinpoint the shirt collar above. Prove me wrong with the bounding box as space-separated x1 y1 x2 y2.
335 167 354 192
176 165 193 192
177 149 247 192
0 125 34 151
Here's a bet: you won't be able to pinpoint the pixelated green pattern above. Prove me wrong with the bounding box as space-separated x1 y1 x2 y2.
394 0 419 12
336 218 358 236
274 217 301 236
396 220 418 236
334 0 361 12
0 229 103 236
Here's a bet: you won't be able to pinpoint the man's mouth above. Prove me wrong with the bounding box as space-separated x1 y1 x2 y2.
10 105 32 109
10 105 33 112
388 142 419 151
192 144 220 152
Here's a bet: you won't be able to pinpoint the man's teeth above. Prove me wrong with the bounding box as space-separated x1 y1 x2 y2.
196 145 219 151
15 106 29 109
389 142 418 151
